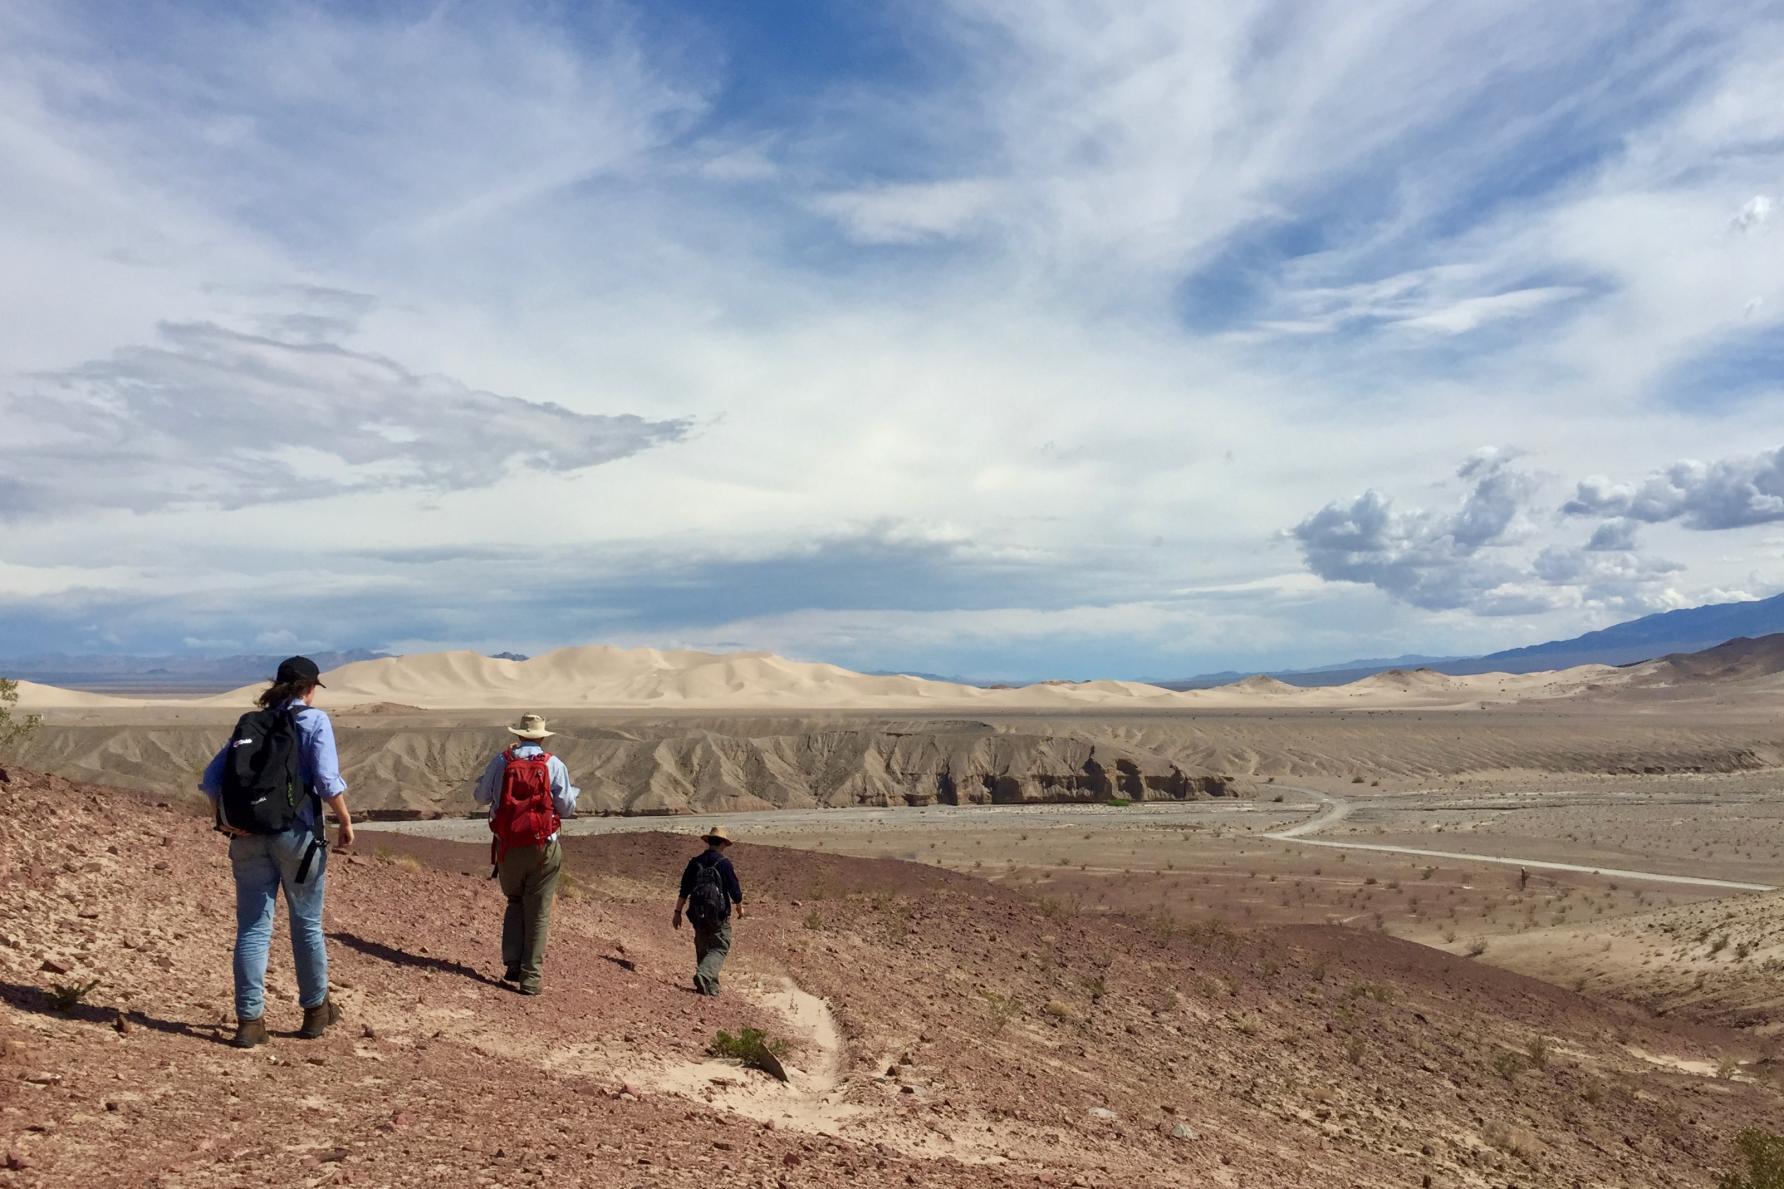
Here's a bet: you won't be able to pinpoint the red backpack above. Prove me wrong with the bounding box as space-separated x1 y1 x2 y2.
489 747 561 862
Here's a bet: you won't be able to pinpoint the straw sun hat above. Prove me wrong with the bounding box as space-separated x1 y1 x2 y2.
701 825 735 847
507 713 554 740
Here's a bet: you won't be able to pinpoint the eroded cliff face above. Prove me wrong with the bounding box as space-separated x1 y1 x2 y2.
16 718 1237 815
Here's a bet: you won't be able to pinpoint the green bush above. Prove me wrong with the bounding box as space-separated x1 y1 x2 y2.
1720 1129 1784 1189
46 979 100 1012
708 1027 789 1076
0 677 43 760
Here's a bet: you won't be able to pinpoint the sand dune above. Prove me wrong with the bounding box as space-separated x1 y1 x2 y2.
14 634 1784 712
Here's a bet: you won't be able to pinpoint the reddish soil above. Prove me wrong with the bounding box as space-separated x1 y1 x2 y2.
3 768 1781 1187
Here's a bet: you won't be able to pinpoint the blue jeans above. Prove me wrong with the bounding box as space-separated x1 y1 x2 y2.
229 828 329 1020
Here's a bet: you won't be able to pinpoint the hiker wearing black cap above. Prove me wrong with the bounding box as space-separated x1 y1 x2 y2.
673 827 744 996
200 656 355 1049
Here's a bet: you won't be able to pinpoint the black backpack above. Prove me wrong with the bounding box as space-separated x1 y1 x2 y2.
686 857 729 927
218 707 311 835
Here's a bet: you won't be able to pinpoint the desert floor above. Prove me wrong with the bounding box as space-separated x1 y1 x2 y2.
371 765 1784 1036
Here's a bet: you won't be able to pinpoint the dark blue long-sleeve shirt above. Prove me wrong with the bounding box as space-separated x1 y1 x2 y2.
679 849 743 913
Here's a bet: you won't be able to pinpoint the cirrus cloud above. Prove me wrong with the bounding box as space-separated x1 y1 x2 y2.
3 315 689 516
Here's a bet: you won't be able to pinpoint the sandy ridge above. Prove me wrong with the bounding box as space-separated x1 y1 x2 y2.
10 644 1632 711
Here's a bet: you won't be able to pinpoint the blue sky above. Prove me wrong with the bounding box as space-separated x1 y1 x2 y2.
2 0 1782 680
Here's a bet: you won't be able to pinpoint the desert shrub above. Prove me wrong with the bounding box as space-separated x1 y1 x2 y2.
1483 1122 1537 1159
1525 1035 1550 1070
0 678 43 760
803 908 823 930
46 979 101 1012
1719 1129 1784 1189
1491 1051 1524 1081
1343 981 1393 1004
1344 1035 1366 1065
1106 796 1133 807
1466 938 1489 957
1083 973 1108 1003
392 855 422 874
708 1027 788 1075
982 992 1022 1034
1043 999 1076 1021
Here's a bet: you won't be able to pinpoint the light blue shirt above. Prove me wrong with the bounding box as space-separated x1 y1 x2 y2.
473 743 579 842
200 700 348 830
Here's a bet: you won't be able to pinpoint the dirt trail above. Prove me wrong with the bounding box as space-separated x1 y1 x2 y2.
1266 787 1778 891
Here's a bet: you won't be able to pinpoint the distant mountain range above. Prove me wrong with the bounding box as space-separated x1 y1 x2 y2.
0 649 397 691
7 592 1781 693
1162 591 1784 689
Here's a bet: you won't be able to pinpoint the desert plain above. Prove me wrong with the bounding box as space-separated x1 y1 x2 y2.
4 637 1784 1186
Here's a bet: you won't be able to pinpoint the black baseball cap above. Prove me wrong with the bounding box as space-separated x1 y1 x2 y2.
275 655 326 687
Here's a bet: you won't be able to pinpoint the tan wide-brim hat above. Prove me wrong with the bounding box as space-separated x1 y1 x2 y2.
507 713 554 740
701 825 735 847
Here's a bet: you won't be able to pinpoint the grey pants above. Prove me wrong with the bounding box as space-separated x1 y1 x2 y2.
693 918 732 996
498 840 562 992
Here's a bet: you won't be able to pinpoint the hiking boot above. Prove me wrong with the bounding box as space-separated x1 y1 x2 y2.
297 996 341 1039
502 966 521 984
517 982 542 996
231 1017 269 1049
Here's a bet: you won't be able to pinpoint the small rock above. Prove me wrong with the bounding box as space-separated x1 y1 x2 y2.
5 1150 28 1171
24 1072 63 1086
78 909 100 920
1088 1107 1117 1121
1169 1123 1198 1141
38 958 70 976
113 1012 131 1035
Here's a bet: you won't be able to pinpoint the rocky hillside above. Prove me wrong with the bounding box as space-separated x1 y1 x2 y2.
17 720 1238 815
3 768 1782 1187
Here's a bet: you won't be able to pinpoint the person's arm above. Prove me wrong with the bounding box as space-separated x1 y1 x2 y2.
199 745 228 800
723 857 744 919
549 757 580 819
672 858 695 929
472 753 504 812
298 709 353 848
322 792 354 850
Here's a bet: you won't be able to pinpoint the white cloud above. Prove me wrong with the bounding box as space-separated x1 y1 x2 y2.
3 317 687 515
1393 286 1585 334
1562 447 1784 530
1294 450 1688 616
1731 194 1775 232
812 179 1003 244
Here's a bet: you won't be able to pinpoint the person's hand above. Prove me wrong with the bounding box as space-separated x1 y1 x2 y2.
672 909 683 931
335 820 355 850
734 904 745 920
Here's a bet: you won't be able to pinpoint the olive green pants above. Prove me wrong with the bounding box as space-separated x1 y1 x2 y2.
693 918 732 996
498 839 561 992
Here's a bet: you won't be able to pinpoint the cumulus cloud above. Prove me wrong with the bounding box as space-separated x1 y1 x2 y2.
1290 450 1539 612
0 319 688 516
1561 447 1784 529
1295 450 1688 616
1584 518 1639 551
1731 194 1775 232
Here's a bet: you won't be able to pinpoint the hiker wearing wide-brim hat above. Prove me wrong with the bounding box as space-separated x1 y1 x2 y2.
673 826 745 996
474 713 580 994
507 713 555 740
